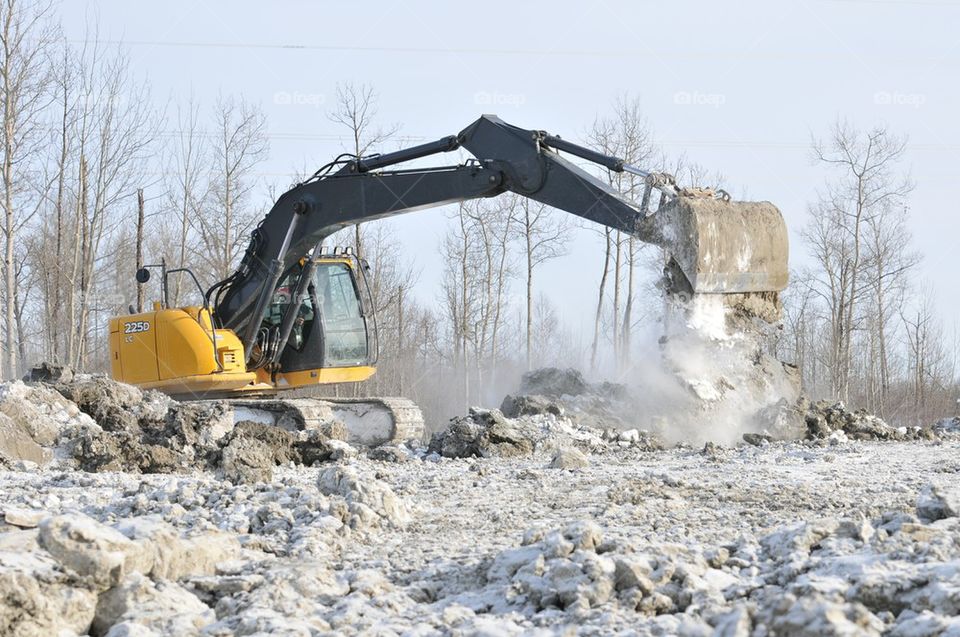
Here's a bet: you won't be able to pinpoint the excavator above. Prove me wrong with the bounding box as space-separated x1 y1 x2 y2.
108 115 788 445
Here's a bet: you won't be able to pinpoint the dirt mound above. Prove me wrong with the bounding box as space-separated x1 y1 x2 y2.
934 417 960 435
428 406 663 459
0 371 349 483
804 400 935 441
518 368 590 397
501 367 637 431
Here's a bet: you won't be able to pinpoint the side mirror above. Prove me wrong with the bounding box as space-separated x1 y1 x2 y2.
135 268 151 283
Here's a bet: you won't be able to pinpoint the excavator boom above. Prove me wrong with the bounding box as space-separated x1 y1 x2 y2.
215 115 788 348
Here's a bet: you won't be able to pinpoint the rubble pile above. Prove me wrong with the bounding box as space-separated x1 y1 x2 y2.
0 363 958 633
428 406 664 460
934 416 960 435
804 400 936 442
501 367 638 431
0 373 341 482
0 461 414 636
2 364 945 484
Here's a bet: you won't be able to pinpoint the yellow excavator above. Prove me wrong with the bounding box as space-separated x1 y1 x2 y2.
109 115 788 444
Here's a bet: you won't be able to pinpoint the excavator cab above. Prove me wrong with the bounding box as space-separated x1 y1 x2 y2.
250 250 379 389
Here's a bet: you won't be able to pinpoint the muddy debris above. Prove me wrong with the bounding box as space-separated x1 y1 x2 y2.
502 367 637 431
429 408 535 459
804 400 935 442
742 432 774 447
0 370 349 482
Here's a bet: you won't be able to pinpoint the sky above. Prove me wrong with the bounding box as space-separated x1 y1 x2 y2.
59 0 960 346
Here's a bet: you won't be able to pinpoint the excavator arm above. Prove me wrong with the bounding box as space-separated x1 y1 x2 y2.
213 114 788 363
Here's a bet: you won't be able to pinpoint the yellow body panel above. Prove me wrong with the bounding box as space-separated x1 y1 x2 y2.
254 365 377 389
109 312 159 384
110 305 256 395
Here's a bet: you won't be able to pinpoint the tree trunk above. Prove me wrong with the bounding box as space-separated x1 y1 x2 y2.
622 236 636 371
135 188 145 312
590 228 612 373
525 203 533 371
611 231 622 370
397 284 404 395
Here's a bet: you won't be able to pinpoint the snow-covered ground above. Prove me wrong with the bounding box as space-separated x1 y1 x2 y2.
3 437 960 636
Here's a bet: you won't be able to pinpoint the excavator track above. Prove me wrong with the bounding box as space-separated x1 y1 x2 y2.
202 396 425 447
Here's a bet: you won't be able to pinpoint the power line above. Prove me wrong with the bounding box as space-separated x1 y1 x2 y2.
65 38 960 65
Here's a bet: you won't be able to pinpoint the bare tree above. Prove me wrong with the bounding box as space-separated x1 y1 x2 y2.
0 0 56 376
586 94 656 372
355 221 419 396
37 37 79 362
440 202 477 409
134 188 144 311
164 94 207 303
328 82 398 257
513 196 569 370
194 95 267 282
901 287 951 426
803 120 912 402
71 42 159 368
861 201 919 416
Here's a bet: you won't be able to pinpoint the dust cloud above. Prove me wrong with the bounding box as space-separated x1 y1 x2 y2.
626 293 802 446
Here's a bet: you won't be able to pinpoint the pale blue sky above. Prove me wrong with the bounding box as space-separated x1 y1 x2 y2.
61 0 960 351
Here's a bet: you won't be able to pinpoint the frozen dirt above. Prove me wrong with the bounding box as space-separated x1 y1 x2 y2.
3 435 960 636
1 369 958 636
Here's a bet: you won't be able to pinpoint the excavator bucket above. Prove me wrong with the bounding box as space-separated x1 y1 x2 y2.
656 196 789 295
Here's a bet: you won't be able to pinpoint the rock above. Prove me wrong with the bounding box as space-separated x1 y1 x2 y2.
562 520 603 551
4 507 45 528
769 597 883 636
549 447 588 470
805 401 905 442
0 381 95 449
429 409 534 459
916 484 960 522
753 398 806 440
499 394 563 418
53 374 161 433
0 412 49 467
0 549 97 637
93 572 214 636
295 430 336 465
760 519 839 561
318 464 410 528
105 621 164 636
0 528 40 553
114 517 241 580
742 432 773 447
205 562 347 634
713 606 751 637
38 513 150 591
24 362 75 384
613 555 656 593
836 517 875 543
367 444 411 463
220 421 297 484
327 439 358 460
519 368 590 397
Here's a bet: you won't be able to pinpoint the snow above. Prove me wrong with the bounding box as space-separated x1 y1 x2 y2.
2 437 959 635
